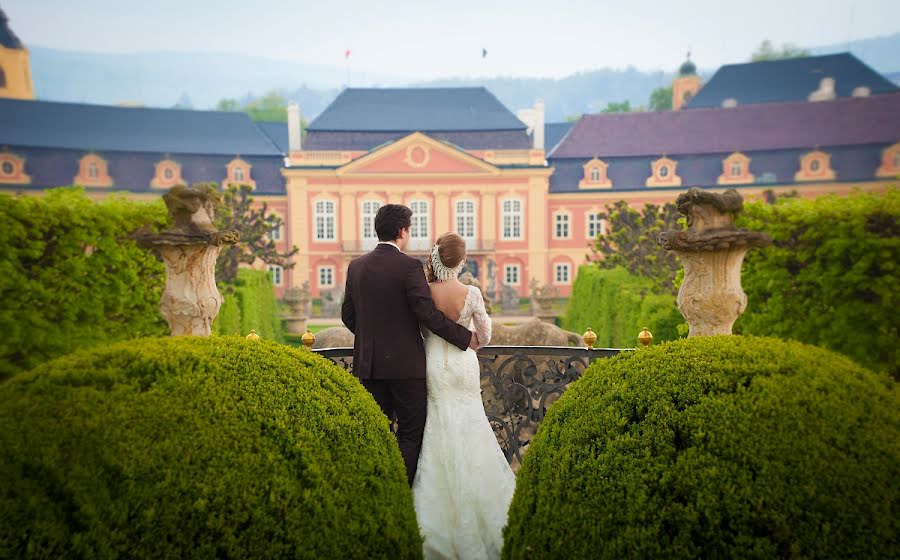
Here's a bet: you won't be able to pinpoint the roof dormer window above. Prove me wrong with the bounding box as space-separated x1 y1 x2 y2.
0 153 31 185
646 156 682 187
224 157 256 189
74 154 113 187
718 152 754 185
876 142 900 178
579 158 612 189
794 150 836 182
151 158 184 189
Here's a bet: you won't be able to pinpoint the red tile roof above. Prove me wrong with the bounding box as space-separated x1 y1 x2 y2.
549 93 900 159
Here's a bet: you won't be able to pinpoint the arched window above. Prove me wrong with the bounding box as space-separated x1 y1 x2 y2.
234 167 245 182
224 158 255 189
718 152 754 185
590 168 600 182
455 199 476 243
579 158 612 189
360 200 382 250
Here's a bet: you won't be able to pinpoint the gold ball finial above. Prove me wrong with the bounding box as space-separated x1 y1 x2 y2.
245 329 261 341
301 329 316 350
582 327 598 350
638 327 653 347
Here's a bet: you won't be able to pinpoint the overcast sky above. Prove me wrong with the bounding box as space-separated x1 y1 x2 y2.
5 0 899 79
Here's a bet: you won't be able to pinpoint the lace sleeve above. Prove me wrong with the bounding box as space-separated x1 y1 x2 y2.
469 286 492 349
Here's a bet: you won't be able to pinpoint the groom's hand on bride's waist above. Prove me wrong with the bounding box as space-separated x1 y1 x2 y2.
468 332 479 351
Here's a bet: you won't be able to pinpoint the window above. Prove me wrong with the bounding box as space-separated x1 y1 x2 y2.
587 212 605 239
361 200 381 250
502 199 522 239
554 213 570 239
810 159 820 172
268 265 283 287
0 66 5 88
730 162 742 176
314 200 336 241
409 199 429 250
163 168 174 180
1 161 12 175
234 167 245 182
504 264 521 285
555 263 571 284
270 223 283 241
455 199 476 242
894 152 900 168
88 162 99 178
659 165 669 178
318 266 335 288
590 167 600 182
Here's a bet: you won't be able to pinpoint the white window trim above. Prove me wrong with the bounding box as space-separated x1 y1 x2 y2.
586 212 606 239
455 198 477 243
409 199 430 251
360 199 382 250
268 265 283 287
313 199 337 242
318 265 335 288
503 264 521 286
501 198 524 241
554 262 572 285
553 211 571 240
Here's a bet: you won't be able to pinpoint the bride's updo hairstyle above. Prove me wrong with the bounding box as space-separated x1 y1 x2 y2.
425 232 466 282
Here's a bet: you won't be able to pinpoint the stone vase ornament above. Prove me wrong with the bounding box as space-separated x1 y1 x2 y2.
657 188 770 337
529 278 559 323
137 184 239 336
282 281 311 335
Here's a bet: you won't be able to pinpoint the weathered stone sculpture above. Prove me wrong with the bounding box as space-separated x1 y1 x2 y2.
657 188 771 337
529 279 559 323
282 281 311 335
136 184 239 336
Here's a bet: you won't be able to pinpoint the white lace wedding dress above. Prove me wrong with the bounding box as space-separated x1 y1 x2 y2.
413 285 516 560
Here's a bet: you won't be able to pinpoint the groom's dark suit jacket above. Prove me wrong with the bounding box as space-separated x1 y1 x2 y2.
341 243 472 380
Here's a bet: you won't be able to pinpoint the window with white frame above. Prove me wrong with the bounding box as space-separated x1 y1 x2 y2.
318 265 335 288
504 264 521 285
554 262 571 284
553 212 570 239
502 199 522 239
455 199 476 243
587 212 606 239
314 200 335 241
409 199 429 251
361 200 382 250
268 265 283 287
234 166 245 182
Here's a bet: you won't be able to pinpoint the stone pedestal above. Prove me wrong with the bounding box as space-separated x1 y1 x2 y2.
282 282 311 335
658 188 770 337
137 184 238 336
530 279 558 324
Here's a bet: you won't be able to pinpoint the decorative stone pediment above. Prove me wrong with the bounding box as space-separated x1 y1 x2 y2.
336 132 500 176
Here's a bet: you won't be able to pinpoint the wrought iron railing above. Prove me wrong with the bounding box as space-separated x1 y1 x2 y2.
312 344 628 469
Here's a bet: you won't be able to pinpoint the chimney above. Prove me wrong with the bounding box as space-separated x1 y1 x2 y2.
808 77 836 102
532 99 545 151
287 102 302 152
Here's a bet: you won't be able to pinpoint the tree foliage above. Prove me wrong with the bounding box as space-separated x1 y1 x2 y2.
212 269 285 342
215 90 308 128
736 189 899 376
601 100 632 113
648 85 673 111
590 200 683 295
214 183 298 284
0 188 168 380
751 39 811 61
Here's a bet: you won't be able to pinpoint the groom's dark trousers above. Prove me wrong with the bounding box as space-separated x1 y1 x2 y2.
342 243 473 484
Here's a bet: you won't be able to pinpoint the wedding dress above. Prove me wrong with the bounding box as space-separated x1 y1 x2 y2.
413 284 516 560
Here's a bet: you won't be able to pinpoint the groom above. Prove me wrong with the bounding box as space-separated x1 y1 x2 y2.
342 204 478 484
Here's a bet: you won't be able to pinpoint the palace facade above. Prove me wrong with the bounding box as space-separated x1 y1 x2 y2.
1 8 898 301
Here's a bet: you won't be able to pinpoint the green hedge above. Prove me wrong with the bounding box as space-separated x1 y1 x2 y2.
562 266 684 347
212 268 284 342
0 188 168 380
736 189 899 376
0 337 421 559
504 336 899 559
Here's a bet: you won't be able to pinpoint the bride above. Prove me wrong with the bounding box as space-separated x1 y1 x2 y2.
413 232 516 560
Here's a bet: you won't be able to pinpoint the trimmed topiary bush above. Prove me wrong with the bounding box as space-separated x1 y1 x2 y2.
212 268 285 342
0 337 421 559
504 336 899 559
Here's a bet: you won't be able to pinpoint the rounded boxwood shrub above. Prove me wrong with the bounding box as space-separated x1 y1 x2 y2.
0 337 421 559
503 336 899 559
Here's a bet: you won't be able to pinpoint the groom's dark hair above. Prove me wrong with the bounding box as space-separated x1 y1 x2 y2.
375 204 413 241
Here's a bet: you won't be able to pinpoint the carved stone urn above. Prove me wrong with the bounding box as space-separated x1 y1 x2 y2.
657 188 771 337
529 278 559 323
136 184 239 336
282 281 311 335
